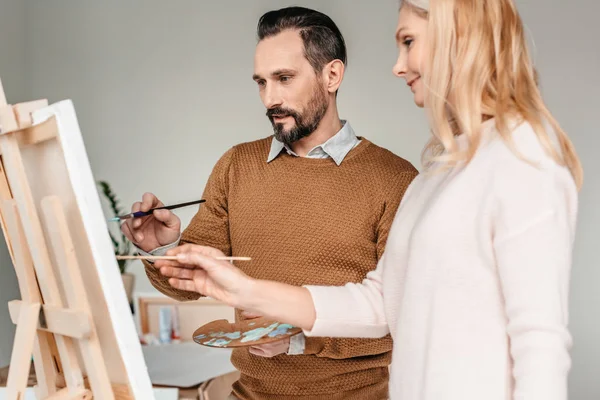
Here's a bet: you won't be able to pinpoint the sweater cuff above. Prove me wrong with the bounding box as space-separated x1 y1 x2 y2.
302 285 351 337
303 284 389 339
286 333 306 355
135 235 181 263
303 335 325 355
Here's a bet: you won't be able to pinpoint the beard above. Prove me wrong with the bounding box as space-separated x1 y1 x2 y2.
266 85 329 146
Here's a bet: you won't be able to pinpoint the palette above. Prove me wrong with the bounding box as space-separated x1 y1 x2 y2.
192 317 302 348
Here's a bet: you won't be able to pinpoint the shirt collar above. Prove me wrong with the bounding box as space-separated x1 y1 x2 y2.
267 120 359 166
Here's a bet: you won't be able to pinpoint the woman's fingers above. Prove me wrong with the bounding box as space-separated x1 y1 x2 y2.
175 250 226 272
166 243 226 258
168 278 196 292
159 266 195 280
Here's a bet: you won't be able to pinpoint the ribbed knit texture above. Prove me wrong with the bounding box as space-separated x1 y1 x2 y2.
144 136 418 399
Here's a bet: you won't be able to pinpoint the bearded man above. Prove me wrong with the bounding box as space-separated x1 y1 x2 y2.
125 6 418 400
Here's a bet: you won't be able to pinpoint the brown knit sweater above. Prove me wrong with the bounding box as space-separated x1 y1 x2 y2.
144 136 418 399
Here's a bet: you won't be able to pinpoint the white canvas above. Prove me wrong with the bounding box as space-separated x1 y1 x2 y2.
24 100 155 398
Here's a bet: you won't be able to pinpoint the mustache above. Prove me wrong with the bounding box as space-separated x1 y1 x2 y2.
266 107 300 120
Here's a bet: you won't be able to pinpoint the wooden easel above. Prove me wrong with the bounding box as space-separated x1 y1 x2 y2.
0 79 130 399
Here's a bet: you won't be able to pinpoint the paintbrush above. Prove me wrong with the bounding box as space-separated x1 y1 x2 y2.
109 199 206 222
116 255 251 261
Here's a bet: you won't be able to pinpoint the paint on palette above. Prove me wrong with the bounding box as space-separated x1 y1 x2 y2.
268 324 293 338
241 322 280 343
209 331 241 340
197 322 298 347
204 338 232 347
249 322 256 326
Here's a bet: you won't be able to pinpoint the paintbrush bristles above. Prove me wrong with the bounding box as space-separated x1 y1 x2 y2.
115 255 251 261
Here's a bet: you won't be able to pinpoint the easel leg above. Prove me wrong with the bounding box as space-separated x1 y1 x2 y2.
41 197 116 400
0 159 16 264
1 199 58 396
5 302 40 400
32 332 59 397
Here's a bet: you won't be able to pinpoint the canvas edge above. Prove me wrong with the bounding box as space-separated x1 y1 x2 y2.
31 100 155 399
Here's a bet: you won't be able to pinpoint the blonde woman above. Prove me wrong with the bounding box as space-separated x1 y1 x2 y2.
154 0 583 398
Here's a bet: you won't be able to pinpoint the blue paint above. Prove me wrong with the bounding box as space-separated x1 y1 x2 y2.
209 331 241 340
241 322 280 343
223 331 241 340
267 324 294 338
194 334 207 340
204 338 232 347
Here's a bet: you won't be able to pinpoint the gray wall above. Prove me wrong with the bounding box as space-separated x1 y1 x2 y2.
1 0 598 397
516 1 600 398
0 0 28 368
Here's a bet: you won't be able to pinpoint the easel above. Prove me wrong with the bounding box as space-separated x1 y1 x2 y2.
0 79 132 399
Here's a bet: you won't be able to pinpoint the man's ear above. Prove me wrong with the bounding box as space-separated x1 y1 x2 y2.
322 59 345 94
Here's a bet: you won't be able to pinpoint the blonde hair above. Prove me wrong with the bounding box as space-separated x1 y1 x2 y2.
400 0 583 189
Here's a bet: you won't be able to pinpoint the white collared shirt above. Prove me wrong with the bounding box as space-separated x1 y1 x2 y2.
266 120 360 165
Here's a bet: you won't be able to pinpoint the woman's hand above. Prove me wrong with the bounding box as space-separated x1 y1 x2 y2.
158 244 254 308
156 244 317 332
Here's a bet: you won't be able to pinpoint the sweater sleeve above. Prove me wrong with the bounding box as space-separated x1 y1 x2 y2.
143 147 235 301
492 149 577 400
301 169 418 355
376 169 418 258
304 258 389 340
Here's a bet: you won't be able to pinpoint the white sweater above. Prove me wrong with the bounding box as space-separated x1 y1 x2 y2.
304 119 577 400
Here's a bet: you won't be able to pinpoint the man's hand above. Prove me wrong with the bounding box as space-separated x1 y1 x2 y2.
249 337 291 358
243 311 291 358
120 192 181 252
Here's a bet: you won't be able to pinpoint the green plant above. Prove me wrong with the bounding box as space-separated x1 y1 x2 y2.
97 180 131 274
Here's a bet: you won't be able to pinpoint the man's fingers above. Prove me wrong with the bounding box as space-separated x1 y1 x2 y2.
251 343 275 350
131 201 142 213
141 192 162 212
249 347 268 357
131 201 143 229
122 218 144 243
249 345 281 358
153 209 180 229
134 193 162 229
120 221 137 244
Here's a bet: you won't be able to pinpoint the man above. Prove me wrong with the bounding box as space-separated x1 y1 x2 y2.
123 6 418 400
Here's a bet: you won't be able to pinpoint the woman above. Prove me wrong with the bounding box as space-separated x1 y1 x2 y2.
155 0 583 399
